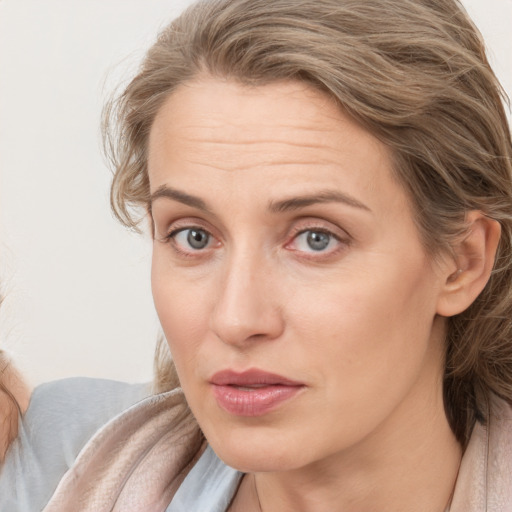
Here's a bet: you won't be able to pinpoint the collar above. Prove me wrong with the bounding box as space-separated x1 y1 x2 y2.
450 394 512 511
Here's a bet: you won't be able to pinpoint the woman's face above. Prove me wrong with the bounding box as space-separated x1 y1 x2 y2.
148 78 449 472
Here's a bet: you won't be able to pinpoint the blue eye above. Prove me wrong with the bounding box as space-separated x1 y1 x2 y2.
305 231 330 251
172 228 211 250
293 230 339 253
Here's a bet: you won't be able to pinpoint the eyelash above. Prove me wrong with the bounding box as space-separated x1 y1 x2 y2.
163 221 350 260
164 225 217 258
285 224 349 259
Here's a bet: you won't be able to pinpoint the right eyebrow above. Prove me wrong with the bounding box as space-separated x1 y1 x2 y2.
149 185 213 214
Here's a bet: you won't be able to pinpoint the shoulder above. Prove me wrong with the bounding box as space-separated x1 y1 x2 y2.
0 377 151 511
43 389 205 511
24 376 152 464
486 395 512 508
29 377 151 425
488 394 512 460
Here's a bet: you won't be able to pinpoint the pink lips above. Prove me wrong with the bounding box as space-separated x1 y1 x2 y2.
210 369 305 417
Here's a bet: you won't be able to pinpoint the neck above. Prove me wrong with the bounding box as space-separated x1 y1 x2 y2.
254 400 461 512
230 328 462 512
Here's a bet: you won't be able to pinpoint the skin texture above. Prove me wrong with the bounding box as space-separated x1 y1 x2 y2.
147 78 489 511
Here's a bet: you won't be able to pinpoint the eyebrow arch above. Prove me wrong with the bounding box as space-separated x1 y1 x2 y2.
149 185 370 216
269 190 371 213
149 185 213 214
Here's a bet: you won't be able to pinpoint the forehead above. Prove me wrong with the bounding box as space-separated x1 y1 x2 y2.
152 78 338 137
147 77 405 215
150 78 385 158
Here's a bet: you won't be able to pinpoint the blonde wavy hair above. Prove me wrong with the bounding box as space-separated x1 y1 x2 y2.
0 291 30 462
0 352 28 461
104 0 512 446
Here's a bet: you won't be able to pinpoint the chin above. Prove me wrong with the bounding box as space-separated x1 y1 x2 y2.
205 426 310 473
215 445 296 473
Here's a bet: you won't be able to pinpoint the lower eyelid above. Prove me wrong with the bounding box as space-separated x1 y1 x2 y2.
160 222 348 255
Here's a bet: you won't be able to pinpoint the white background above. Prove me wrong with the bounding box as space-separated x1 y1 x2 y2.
0 0 511 386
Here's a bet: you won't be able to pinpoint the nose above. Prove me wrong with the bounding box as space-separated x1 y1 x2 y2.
210 251 285 347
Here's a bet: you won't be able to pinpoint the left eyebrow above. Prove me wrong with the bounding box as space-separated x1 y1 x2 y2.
268 190 371 213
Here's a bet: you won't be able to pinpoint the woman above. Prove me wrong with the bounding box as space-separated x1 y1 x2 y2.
45 0 512 510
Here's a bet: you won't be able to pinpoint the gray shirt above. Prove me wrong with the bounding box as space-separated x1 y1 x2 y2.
0 377 150 512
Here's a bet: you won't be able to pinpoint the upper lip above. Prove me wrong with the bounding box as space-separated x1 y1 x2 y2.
209 368 304 387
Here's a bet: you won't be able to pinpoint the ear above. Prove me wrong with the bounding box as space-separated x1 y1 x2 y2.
436 211 501 317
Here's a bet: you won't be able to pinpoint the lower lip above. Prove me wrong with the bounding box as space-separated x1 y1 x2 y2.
211 384 304 416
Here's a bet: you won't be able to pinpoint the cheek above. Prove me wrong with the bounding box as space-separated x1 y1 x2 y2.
151 254 211 366
293 259 440 391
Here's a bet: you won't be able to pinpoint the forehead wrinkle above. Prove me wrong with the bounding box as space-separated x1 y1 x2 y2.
179 121 337 133
176 136 347 173
174 119 341 142
176 136 348 160
175 120 339 139
179 138 332 149
183 159 334 173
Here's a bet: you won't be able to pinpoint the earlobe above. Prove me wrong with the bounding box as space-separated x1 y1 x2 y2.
436 211 501 317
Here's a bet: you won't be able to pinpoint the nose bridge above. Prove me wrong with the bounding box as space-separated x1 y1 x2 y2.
210 241 282 346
